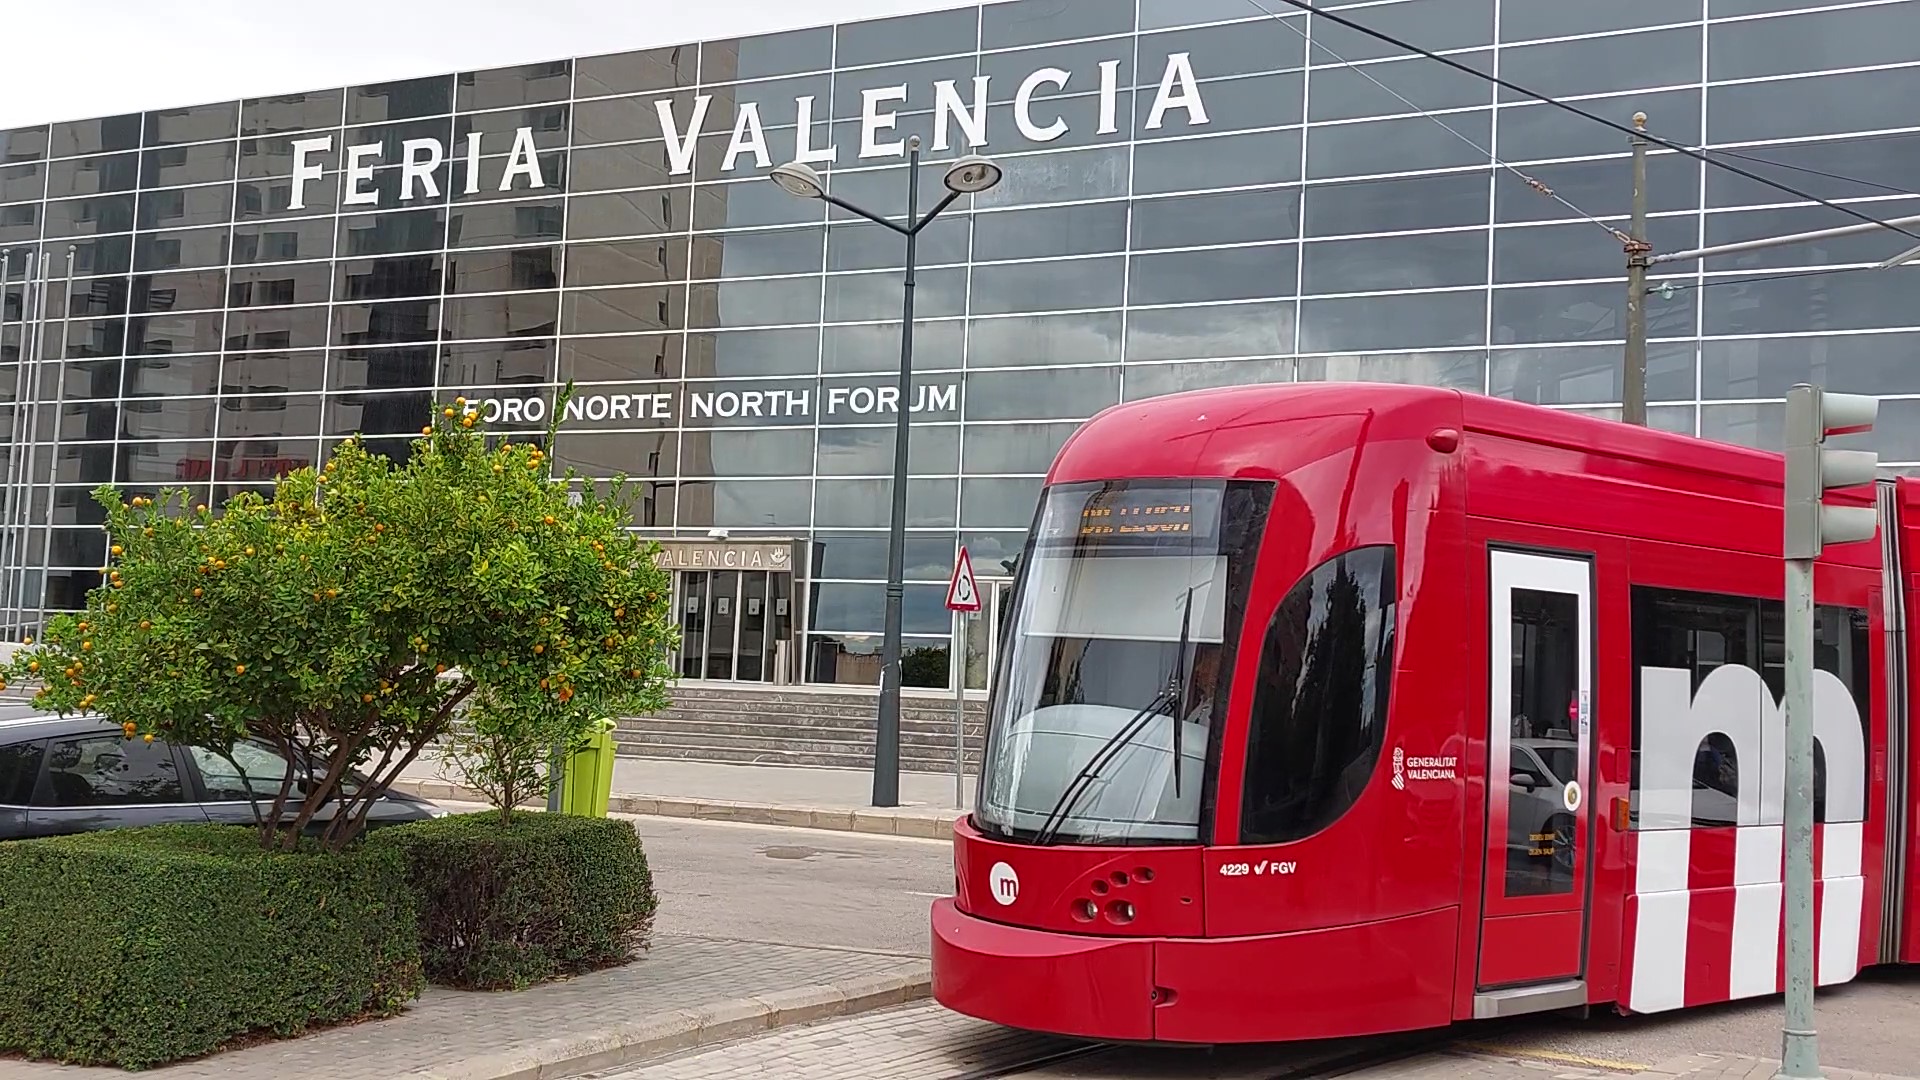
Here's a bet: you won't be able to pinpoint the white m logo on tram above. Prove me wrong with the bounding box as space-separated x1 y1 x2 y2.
1628 663 1868 1014
1638 663 1866 829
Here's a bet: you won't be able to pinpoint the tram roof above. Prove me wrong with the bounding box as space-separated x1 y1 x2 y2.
1062 382 1790 491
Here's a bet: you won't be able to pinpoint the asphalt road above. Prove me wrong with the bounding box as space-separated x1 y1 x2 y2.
637 814 953 956
435 803 954 957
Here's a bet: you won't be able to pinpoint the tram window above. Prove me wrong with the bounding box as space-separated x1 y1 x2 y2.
1629 587 1868 830
1239 545 1398 846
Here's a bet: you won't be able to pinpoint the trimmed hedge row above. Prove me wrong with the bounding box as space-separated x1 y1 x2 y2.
0 825 422 1070
0 812 657 1069
371 810 657 989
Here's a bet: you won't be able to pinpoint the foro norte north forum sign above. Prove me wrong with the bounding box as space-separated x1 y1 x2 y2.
460 382 961 425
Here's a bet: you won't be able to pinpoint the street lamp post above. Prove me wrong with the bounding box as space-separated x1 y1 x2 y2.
770 135 1002 808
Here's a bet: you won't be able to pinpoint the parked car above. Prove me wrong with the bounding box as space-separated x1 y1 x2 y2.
0 706 442 841
1507 736 1580 877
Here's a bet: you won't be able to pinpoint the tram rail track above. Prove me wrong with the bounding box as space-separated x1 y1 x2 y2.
947 1017 1539 1080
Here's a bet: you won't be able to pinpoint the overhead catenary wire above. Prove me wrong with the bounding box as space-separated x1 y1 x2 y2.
1649 264 1875 295
1243 0 1920 244
1698 146 1917 199
1246 0 1628 244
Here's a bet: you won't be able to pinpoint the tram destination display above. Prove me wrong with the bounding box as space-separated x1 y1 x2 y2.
1036 482 1224 545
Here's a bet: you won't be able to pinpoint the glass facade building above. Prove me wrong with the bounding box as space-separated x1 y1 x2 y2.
4 0 1920 693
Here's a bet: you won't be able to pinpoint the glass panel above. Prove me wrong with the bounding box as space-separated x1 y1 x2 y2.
1132 188 1300 250
679 571 709 679
1505 587 1580 898
706 571 741 681
738 571 770 683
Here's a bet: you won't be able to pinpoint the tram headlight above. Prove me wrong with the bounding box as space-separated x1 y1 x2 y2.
1105 899 1135 925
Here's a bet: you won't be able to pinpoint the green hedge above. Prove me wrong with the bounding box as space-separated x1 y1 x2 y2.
0 824 422 1070
369 810 657 990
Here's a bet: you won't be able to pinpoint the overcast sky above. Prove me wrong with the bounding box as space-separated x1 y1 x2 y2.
0 0 969 129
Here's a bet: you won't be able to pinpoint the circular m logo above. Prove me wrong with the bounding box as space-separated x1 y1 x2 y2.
988 861 1020 906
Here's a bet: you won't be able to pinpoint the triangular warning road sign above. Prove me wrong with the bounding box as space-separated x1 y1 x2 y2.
946 546 981 612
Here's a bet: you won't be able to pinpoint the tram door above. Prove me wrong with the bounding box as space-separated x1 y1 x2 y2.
1476 548 1596 1008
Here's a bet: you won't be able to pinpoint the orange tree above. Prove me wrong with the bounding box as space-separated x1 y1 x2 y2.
0 396 676 852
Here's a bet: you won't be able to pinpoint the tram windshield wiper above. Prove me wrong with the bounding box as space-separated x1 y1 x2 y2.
1031 587 1195 847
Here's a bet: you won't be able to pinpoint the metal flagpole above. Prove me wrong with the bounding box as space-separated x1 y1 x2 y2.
34 247 75 633
1 252 37 639
0 250 13 638
13 253 50 640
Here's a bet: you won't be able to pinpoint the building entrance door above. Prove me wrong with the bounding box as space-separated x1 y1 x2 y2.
673 570 792 682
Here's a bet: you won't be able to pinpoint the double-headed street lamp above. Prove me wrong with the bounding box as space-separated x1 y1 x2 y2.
769 135 1003 808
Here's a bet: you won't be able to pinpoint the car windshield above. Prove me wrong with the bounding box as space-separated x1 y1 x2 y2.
976 478 1269 845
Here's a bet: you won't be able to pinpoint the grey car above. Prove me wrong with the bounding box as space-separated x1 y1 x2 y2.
0 706 442 841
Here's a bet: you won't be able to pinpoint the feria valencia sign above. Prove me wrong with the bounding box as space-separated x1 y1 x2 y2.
284 52 1212 209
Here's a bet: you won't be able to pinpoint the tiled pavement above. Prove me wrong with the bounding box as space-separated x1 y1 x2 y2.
0 936 927 1080
589 1001 1920 1080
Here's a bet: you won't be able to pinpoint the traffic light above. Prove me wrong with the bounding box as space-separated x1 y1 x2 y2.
1783 383 1878 559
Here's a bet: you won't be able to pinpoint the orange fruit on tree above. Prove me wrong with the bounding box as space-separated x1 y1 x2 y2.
234 664 246 675
192 588 203 598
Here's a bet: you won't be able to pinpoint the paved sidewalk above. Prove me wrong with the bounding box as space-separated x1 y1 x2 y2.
0 936 927 1080
394 754 976 839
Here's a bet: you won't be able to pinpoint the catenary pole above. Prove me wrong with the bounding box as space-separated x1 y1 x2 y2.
1622 113 1650 426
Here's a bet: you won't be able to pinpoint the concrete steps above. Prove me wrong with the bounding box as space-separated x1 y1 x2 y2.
614 682 990 771
0 679 989 773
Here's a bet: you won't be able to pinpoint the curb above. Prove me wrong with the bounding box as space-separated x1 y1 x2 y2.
391 778 962 840
388 966 930 1080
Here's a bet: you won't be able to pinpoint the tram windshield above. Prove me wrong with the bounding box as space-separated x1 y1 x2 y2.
977 478 1269 845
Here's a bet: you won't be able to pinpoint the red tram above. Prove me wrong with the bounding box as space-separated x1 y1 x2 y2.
931 382 1920 1043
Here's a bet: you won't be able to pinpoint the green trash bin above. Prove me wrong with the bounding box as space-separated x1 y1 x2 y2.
559 720 618 817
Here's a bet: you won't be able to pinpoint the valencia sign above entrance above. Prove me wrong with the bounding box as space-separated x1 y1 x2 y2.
654 52 1211 177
